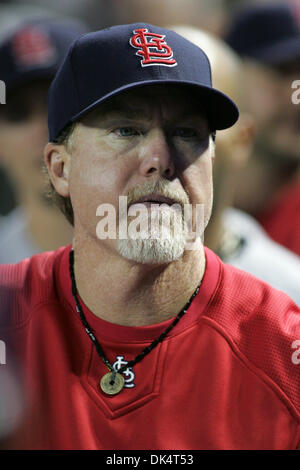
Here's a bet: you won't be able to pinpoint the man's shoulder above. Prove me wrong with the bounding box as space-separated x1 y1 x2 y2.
0 245 69 327
205 247 298 328
206 255 300 417
207 255 298 322
211 257 299 320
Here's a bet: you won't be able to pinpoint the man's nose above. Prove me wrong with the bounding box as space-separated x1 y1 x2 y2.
138 128 175 179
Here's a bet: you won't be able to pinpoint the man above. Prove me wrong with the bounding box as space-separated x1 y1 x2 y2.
171 25 300 305
0 18 87 263
0 24 300 450
225 2 300 256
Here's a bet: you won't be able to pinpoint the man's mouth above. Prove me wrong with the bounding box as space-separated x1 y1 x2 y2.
129 194 181 208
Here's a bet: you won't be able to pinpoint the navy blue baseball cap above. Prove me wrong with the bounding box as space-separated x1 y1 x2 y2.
48 23 239 141
225 2 300 65
0 17 88 93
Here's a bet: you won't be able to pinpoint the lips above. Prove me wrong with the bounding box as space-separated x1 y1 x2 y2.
129 194 180 207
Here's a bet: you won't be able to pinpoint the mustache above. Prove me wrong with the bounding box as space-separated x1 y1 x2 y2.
126 179 190 209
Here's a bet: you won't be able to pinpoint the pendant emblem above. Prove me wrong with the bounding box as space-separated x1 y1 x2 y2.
112 355 135 388
100 372 125 395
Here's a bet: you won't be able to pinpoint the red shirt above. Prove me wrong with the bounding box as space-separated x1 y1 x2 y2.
257 176 300 256
0 245 300 450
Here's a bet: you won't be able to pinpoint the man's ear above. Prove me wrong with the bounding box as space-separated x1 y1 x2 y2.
44 142 71 197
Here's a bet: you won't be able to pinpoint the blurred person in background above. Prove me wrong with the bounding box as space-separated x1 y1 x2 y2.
225 1 300 256
0 17 88 263
110 0 226 36
6 0 113 32
171 25 300 305
0 3 57 218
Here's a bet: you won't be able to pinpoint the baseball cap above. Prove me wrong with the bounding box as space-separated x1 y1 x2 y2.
225 2 300 65
48 23 239 141
0 17 88 93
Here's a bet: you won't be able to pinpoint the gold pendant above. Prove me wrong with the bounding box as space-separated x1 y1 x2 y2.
100 372 125 395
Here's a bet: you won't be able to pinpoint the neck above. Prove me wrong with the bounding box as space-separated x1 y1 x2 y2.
72 234 205 327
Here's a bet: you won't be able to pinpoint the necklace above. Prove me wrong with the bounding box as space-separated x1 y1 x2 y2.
69 250 201 395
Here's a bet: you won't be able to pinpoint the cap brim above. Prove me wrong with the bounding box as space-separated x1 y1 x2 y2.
70 80 239 131
5 67 57 93
246 36 300 66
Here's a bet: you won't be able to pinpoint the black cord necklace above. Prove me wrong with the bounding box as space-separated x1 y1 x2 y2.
69 249 201 395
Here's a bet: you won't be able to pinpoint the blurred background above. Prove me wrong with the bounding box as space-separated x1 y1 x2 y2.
1 0 300 447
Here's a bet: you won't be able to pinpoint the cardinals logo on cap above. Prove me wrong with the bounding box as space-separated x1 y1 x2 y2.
129 28 177 67
12 27 57 68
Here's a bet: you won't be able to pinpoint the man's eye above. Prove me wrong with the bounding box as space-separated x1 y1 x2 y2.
172 128 199 139
114 127 141 137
